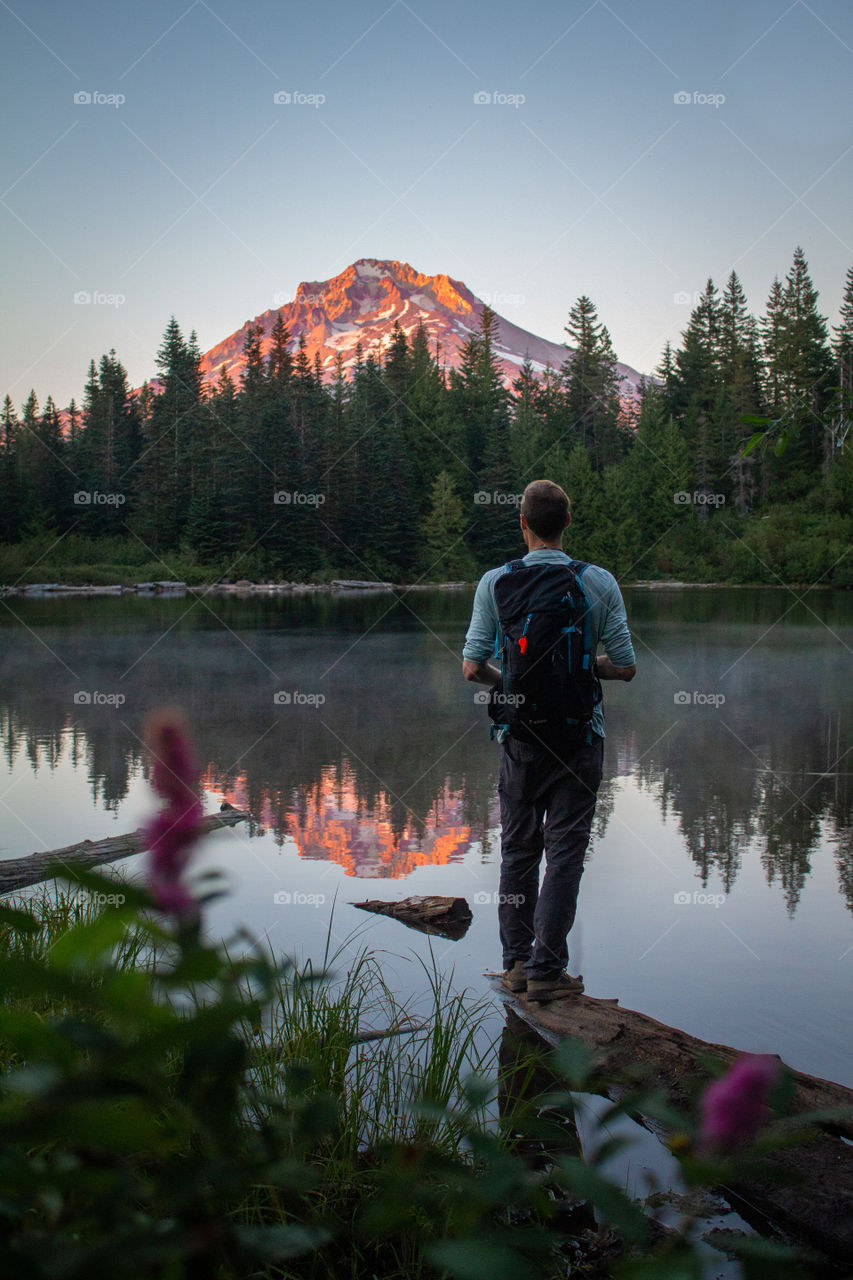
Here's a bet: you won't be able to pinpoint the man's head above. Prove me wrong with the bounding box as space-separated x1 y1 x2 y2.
520 479 571 546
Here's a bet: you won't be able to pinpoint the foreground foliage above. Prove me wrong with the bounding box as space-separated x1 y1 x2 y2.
0 873 841 1278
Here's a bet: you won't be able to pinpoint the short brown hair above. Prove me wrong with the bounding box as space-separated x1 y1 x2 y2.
521 480 571 540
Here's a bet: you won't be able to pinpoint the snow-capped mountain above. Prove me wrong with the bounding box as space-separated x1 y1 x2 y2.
198 258 643 394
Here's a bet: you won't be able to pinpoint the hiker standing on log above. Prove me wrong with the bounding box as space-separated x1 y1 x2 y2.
463 479 635 1004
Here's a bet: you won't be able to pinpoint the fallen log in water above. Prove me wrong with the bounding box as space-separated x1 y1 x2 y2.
351 895 473 940
0 810 252 895
489 977 853 1266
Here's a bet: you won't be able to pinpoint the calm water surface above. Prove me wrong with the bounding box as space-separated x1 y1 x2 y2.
1 586 851 1087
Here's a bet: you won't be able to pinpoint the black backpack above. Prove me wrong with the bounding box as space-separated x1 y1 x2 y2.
487 559 601 747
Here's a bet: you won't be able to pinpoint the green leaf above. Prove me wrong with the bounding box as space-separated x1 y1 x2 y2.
551 1036 593 1087
554 1156 648 1244
48 912 132 970
233 1223 331 1260
739 431 767 459
55 866 151 909
0 903 40 933
774 431 789 456
461 1074 494 1108
427 1238 538 1280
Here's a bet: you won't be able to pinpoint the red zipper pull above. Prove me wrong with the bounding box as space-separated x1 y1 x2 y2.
518 636 528 655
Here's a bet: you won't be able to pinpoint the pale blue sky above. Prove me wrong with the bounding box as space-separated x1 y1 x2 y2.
1 0 851 407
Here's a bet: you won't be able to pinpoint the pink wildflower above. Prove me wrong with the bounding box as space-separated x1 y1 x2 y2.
143 709 204 918
698 1053 780 1155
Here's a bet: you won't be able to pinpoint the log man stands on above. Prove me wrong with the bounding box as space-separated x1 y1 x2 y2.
463 479 636 1003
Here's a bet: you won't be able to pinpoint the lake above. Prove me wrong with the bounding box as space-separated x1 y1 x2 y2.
1 585 851 1089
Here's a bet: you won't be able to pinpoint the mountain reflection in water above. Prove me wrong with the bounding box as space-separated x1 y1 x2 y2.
208 765 481 878
0 587 851 917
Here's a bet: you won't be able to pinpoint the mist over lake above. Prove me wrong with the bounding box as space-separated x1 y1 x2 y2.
1 585 851 1087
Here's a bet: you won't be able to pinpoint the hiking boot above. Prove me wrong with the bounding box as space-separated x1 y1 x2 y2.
526 971 585 1003
500 961 528 993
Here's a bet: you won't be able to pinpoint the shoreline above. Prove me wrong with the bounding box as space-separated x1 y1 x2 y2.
0 578 845 598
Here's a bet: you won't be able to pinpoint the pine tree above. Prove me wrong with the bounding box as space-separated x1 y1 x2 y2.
759 248 835 488
0 395 23 542
16 391 41 524
673 279 723 493
831 265 853 455
562 296 626 470
625 384 691 563
449 306 509 477
267 313 293 392
132 318 204 549
420 470 475 580
509 358 548 479
656 342 678 420
32 395 71 524
718 272 763 512
407 321 466 497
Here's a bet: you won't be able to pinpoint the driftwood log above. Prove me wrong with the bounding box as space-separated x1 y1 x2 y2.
351 895 473 940
490 978 853 1265
0 810 251 896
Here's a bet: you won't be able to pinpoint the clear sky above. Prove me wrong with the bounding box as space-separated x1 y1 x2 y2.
1 0 851 408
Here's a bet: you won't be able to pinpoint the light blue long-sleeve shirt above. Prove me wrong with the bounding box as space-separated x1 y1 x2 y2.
463 549 635 740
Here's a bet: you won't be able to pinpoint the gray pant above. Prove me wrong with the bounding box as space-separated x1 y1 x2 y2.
498 732 604 979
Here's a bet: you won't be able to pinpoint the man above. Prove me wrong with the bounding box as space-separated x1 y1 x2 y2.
463 479 635 1003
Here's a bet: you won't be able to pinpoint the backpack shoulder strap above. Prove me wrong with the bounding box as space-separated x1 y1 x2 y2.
563 560 593 670
565 558 589 577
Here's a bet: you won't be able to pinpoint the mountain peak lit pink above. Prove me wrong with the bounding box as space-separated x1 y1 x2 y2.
198 257 644 393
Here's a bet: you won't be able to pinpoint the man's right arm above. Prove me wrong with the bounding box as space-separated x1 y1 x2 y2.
462 570 501 684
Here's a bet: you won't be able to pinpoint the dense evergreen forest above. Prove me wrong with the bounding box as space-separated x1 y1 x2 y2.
2 245 851 586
